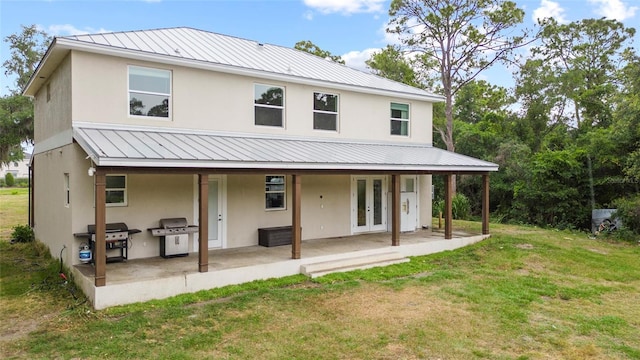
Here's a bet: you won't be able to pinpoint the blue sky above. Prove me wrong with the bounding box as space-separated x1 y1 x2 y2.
1 0 639 95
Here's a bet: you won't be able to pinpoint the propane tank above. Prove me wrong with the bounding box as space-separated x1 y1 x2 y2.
79 243 92 263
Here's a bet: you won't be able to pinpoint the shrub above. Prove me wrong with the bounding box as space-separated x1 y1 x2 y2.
17 178 29 187
433 200 444 217
11 224 34 243
431 193 471 220
5 173 15 187
613 196 640 235
452 193 471 220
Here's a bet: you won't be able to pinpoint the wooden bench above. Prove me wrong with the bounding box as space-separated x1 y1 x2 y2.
258 226 292 247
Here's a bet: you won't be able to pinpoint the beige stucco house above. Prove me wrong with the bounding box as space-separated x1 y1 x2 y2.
23 27 497 309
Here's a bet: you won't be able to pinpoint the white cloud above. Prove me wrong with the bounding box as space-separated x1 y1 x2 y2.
342 48 380 72
381 20 402 45
532 0 568 24
303 0 385 15
303 10 314 20
46 24 111 36
588 0 638 21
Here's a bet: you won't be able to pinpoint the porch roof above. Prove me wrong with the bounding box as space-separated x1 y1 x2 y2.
73 122 498 173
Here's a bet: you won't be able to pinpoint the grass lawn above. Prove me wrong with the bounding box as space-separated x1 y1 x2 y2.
0 188 29 240
1 191 639 359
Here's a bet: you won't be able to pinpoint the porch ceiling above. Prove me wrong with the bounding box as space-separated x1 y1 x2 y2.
73 122 498 173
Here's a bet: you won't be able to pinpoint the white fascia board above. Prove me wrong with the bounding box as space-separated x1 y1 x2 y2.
56 39 445 103
23 38 60 97
93 158 498 172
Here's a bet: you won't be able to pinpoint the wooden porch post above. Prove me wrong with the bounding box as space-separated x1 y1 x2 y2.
292 174 301 259
482 174 490 235
391 174 400 246
94 170 106 287
444 174 453 240
198 174 209 272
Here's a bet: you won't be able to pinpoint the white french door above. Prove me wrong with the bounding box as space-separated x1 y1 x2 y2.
352 176 387 233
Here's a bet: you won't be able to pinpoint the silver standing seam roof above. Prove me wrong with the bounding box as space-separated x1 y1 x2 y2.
25 27 442 101
30 27 496 173
73 123 498 172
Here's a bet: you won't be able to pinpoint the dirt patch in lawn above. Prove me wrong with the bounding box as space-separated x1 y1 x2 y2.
515 243 534 250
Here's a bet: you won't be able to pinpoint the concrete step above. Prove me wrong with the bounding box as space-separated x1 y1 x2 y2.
300 251 409 278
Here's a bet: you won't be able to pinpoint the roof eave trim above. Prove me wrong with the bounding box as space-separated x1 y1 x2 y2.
23 38 58 97
90 158 499 172
55 38 445 102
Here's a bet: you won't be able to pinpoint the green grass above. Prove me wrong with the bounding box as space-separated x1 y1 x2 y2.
0 187 29 240
1 192 640 359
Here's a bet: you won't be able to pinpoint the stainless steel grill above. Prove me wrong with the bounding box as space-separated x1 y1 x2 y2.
148 217 199 236
74 222 141 263
148 217 198 258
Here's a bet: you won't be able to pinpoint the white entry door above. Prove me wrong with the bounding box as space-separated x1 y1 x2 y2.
401 176 418 232
352 176 387 233
207 178 223 248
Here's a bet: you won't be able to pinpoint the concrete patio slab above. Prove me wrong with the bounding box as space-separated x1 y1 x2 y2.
73 229 488 309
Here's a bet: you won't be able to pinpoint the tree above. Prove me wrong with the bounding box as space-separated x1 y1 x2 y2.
512 148 591 228
526 18 635 131
147 99 169 117
454 80 511 124
1 25 51 165
513 58 571 152
3 25 50 93
366 45 422 88
0 95 34 164
615 50 640 182
294 40 345 64
388 0 529 158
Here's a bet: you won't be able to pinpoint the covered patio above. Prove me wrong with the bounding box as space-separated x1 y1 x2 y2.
73 228 488 309
70 123 497 309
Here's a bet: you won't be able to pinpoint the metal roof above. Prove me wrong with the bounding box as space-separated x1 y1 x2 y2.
73 123 498 172
25 27 443 101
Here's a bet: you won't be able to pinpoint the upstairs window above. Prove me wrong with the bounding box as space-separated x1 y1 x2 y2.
129 66 171 118
390 102 410 136
313 92 338 131
106 175 127 207
255 84 284 127
265 175 286 210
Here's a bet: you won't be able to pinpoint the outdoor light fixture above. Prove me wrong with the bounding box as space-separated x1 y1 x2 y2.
88 167 95 176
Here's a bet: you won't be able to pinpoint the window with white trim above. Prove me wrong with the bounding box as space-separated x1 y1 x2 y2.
313 92 338 131
128 66 171 118
106 175 127 207
64 173 70 207
390 102 410 136
254 84 284 127
265 175 285 210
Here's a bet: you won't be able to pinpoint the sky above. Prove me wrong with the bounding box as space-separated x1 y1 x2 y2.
1 0 639 96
